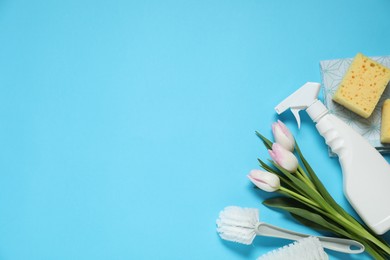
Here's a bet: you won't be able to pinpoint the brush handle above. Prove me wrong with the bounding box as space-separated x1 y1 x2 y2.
256 222 364 254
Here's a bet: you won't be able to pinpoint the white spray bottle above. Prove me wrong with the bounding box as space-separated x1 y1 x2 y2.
275 82 390 235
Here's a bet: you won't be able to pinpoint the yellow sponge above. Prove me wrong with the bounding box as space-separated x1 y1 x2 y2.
332 53 390 118
381 99 390 144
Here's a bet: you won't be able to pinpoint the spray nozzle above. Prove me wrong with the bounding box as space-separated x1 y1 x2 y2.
275 82 321 128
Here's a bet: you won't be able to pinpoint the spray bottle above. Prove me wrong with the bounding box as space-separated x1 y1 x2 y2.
275 82 390 235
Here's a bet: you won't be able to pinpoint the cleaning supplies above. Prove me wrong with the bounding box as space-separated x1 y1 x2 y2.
216 206 364 254
275 82 390 235
258 237 328 260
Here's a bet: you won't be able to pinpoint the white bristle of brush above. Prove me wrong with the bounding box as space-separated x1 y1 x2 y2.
258 236 329 260
216 206 259 245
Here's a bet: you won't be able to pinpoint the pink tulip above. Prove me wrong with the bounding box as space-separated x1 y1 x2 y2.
272 120 295 152
247 169 280 192
268 143 298 172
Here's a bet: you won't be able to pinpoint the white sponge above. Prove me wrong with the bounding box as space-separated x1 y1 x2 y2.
258 236 328 260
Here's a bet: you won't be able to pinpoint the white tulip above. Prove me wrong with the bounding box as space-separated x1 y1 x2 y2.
247 169 280 192
268 143 298 173
272 120 295 152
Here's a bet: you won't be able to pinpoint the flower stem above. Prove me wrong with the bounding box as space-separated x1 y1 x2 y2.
279 187 320 208
295 168 316 190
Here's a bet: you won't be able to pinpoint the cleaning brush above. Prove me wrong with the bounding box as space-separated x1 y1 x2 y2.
216 205 259 244
258 236 328 260
216 206 364 254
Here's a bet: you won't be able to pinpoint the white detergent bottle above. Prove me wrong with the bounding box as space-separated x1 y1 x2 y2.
275 82 390 235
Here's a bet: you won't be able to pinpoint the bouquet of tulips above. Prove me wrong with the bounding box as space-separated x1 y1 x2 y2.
248 120 390 259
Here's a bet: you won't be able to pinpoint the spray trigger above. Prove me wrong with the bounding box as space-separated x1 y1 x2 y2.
291 108 301 129
275 82 321 128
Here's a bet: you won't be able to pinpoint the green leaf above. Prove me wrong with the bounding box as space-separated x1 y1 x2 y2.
290 213 330 232
255 131 273 150
295 142 336 204
263 197 353 239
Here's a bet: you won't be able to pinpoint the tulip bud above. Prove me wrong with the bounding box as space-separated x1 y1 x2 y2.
268 143 298 172
247 169 280 192
272 120 295 152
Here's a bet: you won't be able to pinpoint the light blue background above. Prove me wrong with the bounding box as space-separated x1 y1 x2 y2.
0 0 389 259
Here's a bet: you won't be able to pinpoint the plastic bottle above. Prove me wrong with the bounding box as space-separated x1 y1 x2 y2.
275 82 390 235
